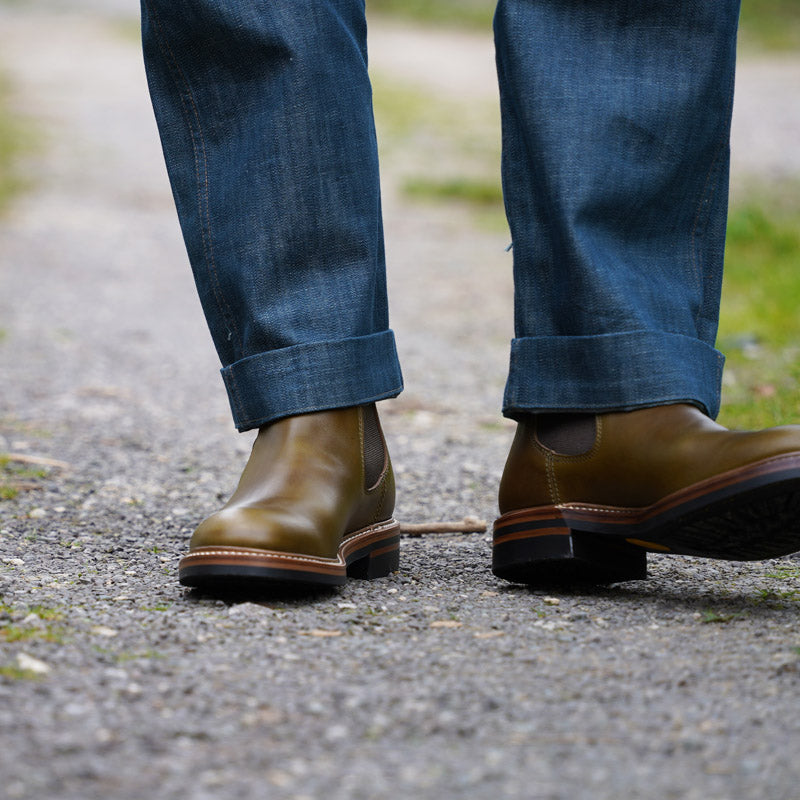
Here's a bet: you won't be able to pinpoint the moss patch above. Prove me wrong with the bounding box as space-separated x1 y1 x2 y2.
0 72 33 213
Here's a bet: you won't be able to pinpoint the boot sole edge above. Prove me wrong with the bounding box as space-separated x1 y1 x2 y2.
178 519 401 589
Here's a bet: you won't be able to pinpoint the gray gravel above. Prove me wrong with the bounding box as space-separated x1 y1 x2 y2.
2 4 800 799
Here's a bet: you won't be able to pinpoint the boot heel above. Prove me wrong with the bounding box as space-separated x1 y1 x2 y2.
346 541 400 580
493 515 647 585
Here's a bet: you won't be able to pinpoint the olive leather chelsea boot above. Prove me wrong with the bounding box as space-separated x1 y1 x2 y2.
179 405 399 589
494 404 800 585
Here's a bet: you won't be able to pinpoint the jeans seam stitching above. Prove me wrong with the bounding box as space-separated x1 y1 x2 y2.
497 6 561 339
689 64 736 333
143 0 242 359
225 369 247 427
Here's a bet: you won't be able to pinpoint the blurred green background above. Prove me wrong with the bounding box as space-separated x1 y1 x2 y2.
368 0 800 52
0 76 28 214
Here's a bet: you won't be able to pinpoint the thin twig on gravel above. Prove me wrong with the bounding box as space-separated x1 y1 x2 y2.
2 453 71 469
400 516 487 536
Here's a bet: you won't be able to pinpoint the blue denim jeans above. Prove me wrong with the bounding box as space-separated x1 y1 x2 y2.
141 0 740 431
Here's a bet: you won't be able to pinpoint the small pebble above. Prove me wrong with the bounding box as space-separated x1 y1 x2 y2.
17 653 51 675
90 625 118 637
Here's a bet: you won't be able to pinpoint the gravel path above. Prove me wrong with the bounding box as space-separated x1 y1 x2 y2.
2 4 800 799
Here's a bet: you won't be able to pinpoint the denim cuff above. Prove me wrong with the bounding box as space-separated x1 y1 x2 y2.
221 330 404 431
503 331 724 420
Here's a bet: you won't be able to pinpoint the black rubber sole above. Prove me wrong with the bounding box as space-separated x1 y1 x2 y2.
493 531 647 585
645 480 800 560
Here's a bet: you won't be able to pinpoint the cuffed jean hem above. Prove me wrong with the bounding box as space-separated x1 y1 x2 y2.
221 330 404 432
503 331 725 420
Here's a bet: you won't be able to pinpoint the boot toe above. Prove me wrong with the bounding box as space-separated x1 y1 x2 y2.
189 507 331 558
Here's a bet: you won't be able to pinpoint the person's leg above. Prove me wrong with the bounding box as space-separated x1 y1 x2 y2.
492 0 800 583
141 0 401 587
497 0 735 416
141 0 402 430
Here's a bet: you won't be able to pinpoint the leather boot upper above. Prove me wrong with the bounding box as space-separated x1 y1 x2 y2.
190 405 395 559
499 404 800 514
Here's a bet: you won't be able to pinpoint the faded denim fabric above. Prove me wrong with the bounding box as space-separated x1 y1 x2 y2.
141 0 739 430
496 0 740 419
141 0 400 430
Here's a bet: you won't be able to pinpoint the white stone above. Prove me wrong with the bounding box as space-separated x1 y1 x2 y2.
17 653 51 674
90 625 118 637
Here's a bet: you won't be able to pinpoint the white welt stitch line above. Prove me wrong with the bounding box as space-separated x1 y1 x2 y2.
182 522 400 564
182 550 343 566
559 505 640 517
758 453 800 466
344 521 399 540
558 456 800 517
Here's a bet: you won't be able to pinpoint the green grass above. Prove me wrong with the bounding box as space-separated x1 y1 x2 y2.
112 18 142 44
403 176 503 207
0 666 42 681
0 603 67 646
0 455 47 479
115 649 165 663
372 74 504 229
0 623 66 644
0 73 30 213
717 194 800 430
700 609 747 624
718 203 800 350
739 0 800 51
368 0 493 29
368 0 800 52
766 566 800 580
0 454 48 501
0 625 55 643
